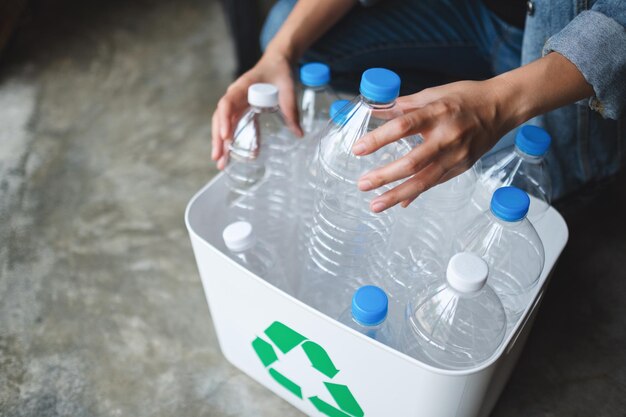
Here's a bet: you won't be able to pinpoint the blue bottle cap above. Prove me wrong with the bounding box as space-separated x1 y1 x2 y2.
490 186 530 222
515 125 552 156
329 99 350 124
300 62 331 87
351 285 388 326
359 68 401 103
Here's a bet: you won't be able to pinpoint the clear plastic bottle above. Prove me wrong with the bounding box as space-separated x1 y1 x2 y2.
455 186 545 327
402 252 507 369
385 165 479 306
299 68 417 316
468 125 552 224
295 63 338 219
298 62 338 137
228 84 298 251
223 87 268 223
222 221 290 294
296 99 351 263
338 285 394 347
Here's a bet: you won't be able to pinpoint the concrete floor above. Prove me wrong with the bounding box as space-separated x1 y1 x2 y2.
0 1 624 416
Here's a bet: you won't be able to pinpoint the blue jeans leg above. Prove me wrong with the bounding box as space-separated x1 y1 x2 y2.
261 0 523 84
260 0 524 146
260 0 298 52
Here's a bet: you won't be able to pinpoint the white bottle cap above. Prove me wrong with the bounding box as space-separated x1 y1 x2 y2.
222 221 256 252
446 252 489 293
248 83 279 108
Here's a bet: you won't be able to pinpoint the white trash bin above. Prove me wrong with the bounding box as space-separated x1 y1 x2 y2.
185 174 568 417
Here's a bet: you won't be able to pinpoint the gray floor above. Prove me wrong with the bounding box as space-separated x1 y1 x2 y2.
0 1 624 416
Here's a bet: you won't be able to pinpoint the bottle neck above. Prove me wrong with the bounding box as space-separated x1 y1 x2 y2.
488 209 525 226
353 315 385 328
446 283 485 298
362 96 396 110
303 84 329 93
251 105 280 114
514 146 545 163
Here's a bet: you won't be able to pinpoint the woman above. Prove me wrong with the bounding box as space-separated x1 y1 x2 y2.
211 0 625 213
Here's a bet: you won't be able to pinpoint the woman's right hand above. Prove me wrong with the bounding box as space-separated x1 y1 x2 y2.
211 50 303 169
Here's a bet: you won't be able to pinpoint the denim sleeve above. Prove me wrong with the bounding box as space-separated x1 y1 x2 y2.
543 4 626 120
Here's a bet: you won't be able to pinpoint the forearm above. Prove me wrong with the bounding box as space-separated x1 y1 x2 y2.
492 52 594 129
265 0 357 62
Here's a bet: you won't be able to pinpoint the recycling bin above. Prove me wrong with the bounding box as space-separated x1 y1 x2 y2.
185 174 569 417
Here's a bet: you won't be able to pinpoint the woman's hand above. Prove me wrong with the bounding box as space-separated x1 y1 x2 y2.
210 0 357 169
352 79 517 213
211 50 303 170
352 52 594 213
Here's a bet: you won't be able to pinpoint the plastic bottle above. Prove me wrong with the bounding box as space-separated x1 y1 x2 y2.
230 84 298 250
223 86 269 222
402 252 507 369
296 99 351 263
385 165 479 306
296 62 338 189
455 186 545 327
468 125 552 224
222 221 290 293
338 285 394 346
300 68 417 316
299 62 338 137
295 63 338 217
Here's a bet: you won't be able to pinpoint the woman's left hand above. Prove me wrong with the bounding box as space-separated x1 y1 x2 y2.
352 52 595 213
352 79 519 213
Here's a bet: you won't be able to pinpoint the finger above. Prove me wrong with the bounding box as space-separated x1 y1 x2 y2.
217 84 249 141
230 113 240 136
400 197 416 208
217 154 228 170
217 97 235 141
277 79 303 137
216 139 232 170
357 140 441 191
211 110 222 161
369 162 447 213
396 89 440 111
352 108 431 156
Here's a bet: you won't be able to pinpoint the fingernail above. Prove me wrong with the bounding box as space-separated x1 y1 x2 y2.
371 200 386 213
358 179 373 191
352 143 366 155
220 126 228 139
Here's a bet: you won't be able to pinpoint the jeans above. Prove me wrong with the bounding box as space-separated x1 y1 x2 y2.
262 0 522 85
260 0 626 198
261 0 523 151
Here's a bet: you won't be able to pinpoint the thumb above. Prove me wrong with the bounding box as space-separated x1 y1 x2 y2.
277 80 303 137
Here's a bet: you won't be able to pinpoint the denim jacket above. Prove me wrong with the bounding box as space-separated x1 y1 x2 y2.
523 0 626 197
354 0 625 197
264 0 626 198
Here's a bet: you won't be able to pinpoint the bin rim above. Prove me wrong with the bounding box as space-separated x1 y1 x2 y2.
184 173 569 377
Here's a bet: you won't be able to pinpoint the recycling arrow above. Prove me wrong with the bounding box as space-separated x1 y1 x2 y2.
251 321 364 417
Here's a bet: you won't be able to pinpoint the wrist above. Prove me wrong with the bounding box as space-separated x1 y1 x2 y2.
483 75 531 136
265 38 301 64
488 53 594 129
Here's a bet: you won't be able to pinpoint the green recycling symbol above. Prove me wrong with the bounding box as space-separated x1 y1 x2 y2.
252 321 364 417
